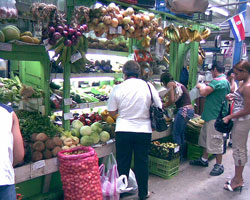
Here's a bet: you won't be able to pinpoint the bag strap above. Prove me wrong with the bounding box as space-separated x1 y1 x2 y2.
146 82 154 104
219 101 226 117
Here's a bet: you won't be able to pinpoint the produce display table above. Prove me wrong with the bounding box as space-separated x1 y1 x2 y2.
15 127 171 184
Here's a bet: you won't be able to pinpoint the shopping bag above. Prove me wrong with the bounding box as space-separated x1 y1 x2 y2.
99 153 129 200
127 169 138 194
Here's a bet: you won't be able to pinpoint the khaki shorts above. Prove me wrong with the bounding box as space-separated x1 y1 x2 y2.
198 120 224 154
232 119 250 166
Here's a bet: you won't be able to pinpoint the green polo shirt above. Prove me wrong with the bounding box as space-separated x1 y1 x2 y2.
201 74 230 122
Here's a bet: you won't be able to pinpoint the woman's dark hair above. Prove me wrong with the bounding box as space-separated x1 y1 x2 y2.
211 62 225 73
123 60 140 78
235 60 250 73
227 68 234 77
160 72 174 85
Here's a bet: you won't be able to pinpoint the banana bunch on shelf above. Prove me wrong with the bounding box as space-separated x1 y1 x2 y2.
200 28 211 40
164 24 181 43
178 26 189 43
53 35 89 73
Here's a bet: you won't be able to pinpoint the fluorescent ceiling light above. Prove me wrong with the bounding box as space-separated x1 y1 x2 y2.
247 2 250 6
208 4 229 16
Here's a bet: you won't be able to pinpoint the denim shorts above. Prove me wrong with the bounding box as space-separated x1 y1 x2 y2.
0 184 16 200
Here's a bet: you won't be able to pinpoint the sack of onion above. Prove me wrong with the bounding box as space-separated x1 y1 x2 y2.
58 146 102 200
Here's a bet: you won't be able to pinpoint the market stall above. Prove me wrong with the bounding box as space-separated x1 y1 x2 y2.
0 0 221 199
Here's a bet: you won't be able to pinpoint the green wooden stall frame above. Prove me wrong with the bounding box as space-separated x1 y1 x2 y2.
0 43 51 116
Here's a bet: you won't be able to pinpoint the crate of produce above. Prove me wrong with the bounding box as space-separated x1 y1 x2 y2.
187 142 214 160
149 141 180 161
149 156 180 179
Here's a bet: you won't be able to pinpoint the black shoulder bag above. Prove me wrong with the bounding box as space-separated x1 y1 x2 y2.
147 82 168 132
214 101 234 133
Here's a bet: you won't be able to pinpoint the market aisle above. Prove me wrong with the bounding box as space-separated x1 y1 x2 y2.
122 134 250 200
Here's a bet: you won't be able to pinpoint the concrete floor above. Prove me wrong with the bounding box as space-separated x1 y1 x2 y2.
122 136 250 200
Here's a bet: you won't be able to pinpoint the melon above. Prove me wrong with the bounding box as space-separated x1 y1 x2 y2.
0 31 5 42
2 25 20 42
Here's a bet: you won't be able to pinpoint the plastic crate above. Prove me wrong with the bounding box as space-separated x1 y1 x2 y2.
187 142 214 160
186 123 201 145
155 0 193 19
149 142 180 161
149 156 180 179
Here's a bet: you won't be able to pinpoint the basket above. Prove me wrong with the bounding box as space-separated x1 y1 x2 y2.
149 156 180 179
187 142 214 160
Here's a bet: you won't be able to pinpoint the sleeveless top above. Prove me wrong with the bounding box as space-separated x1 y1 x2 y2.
0 104 14 185
232 89 250 121
175 83 191 109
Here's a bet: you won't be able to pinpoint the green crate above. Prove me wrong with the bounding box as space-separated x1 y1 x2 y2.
149 156 179 179
187 142 214 160
186 123 201 144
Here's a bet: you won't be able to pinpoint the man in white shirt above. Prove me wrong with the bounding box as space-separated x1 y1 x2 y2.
108 60 162 200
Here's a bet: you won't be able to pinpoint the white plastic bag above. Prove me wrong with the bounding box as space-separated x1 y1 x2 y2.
127 169 138 194
99 153 129 200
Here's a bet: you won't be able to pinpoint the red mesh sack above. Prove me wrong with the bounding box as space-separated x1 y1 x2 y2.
58 146 102 200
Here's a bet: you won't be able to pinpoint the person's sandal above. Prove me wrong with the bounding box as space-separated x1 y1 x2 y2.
224 183 244 193
210 164 224 176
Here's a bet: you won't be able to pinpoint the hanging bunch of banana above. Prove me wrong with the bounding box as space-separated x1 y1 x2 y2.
185 28 203 42
198 45 206 65
53 35 89 73
200 28 211 40
141 36 151 48
164 24 181 43
178 26 189 43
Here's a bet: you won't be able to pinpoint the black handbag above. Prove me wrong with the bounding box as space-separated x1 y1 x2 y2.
147 83 168 132
214 101 234 133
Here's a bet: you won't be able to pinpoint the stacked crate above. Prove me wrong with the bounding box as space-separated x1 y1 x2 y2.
149 139 180 179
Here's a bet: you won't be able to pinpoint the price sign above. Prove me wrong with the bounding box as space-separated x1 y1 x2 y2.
0 42 12 51
109 26 117 34
64 113 73 120
117 26 122 34
174 146 180 153
32 160 45 170
71 51 82 63
64 98 72 105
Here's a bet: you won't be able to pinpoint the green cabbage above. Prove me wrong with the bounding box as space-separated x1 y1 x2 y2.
80 125 92 136
72 120 83 130
100 131 110 143
91 122 103 133
80 135 94 146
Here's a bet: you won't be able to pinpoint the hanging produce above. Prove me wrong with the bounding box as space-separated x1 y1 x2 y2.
164 24 211 43
0 0 18 23
71 3 163 40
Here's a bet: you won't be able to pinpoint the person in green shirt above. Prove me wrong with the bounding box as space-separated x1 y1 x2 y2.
190 62 230 176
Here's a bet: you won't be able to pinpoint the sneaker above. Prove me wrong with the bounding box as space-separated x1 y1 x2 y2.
210 164 224 176
228 141 232 147
189 157 209 167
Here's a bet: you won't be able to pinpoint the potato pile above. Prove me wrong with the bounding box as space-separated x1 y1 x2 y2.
31 133 63 162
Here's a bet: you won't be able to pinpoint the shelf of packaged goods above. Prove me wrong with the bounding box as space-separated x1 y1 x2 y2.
51 73 123 80
14 126 172 184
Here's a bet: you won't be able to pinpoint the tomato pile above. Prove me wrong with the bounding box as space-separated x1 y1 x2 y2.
58 147 102 200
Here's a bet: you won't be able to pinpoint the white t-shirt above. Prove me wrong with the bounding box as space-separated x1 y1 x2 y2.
0 104 14 185
107 78 162 133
